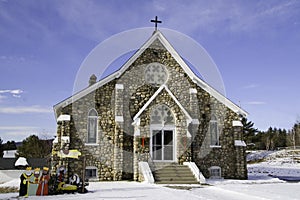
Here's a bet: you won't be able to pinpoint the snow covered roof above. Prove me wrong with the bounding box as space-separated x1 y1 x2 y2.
3 150 17 158
15 157 28 167
54 30 247 118
234 140 247 147
57 114 71 122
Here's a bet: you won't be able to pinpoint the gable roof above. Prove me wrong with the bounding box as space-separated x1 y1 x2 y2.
54 30 247 118
133 84 192 123
132 84 193 138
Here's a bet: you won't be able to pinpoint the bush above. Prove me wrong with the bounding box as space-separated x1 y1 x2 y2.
0 186 19 193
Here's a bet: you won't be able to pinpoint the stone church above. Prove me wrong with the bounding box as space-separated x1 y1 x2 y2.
51 27 248 183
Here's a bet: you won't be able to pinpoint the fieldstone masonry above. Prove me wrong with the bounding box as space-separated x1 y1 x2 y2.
52 31 247 182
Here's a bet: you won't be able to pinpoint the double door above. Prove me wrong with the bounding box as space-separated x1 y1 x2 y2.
151 129 174 161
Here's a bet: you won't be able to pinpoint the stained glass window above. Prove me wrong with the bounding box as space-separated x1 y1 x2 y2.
145 63 168 86
87 109 98 143
151 105 174 125
210 115 219 146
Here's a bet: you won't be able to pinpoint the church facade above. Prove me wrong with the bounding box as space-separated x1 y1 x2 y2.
51 30 248 182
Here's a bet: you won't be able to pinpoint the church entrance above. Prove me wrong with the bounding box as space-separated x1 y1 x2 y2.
151 129 174 161
150 104 176 162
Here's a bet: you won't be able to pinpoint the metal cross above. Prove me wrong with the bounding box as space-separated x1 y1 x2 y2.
150 16 162 31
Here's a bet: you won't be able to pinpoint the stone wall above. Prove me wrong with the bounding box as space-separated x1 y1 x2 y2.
52 38 247 181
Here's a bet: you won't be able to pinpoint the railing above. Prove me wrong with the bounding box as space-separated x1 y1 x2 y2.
138 160 155 184
146 152 156 172
183 162 206 184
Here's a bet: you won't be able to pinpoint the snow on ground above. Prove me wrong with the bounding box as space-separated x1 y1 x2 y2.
1 180 300 200
247 150 300 179
0 170 22 184
1 150 300 200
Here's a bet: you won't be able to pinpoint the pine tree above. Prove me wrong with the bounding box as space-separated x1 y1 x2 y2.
16 135 52 158
2 140 17 150
241 118 258 147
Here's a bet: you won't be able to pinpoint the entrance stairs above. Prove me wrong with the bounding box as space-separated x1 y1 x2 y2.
153 163 199 184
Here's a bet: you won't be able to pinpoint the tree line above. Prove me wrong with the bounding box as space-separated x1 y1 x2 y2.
243 119 300 150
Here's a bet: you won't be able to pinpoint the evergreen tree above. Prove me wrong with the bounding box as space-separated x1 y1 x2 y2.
288 121 300 148
16 135 52 158
294 122 300 147
2 140 17 150
252 131 265 150
241 118 258 147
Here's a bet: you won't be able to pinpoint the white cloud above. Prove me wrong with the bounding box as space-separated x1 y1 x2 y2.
242 84 259 89
0 89 24 97
0 126 38 131
0 126 55 142
149 0 300 36
0 89 24 102
0 105 52 114
227 0 299 33
245 101 266 105
10 89 23 94
12 94 21 98
0 131 38 142
0 126 39 142
0 94 6 102
0 89 23 94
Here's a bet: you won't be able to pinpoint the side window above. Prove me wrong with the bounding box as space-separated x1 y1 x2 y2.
87 109 98 143
209 166 221 179
85 166 97 180
210 115 220 146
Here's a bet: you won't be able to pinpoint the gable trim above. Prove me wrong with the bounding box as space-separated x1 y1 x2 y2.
132 84 192 124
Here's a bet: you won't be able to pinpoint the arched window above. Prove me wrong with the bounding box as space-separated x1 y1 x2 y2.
87 109 98 143
151 104 175 126
210 114 220 146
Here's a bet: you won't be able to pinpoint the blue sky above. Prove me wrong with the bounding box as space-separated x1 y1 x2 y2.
0 0 300 142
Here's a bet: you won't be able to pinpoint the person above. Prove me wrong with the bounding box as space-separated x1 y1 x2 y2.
57 166 66 182
19 167 32 197
36 167 50 196
28 168 41 196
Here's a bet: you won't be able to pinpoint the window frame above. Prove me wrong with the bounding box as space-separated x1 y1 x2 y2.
144 62 169 87
85 166 98 181
209 114 221 148
86 108 98 145
209 166 222 179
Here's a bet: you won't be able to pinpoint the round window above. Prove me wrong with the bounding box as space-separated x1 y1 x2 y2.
144 62 168 86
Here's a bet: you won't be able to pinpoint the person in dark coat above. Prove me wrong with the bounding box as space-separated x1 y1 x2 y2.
19 167 33 197
36 167 50 196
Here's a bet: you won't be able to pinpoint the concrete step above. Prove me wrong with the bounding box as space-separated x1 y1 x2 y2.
155 180 199 184
153 164 199 184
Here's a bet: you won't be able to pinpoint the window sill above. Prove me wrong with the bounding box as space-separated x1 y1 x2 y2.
87 177 98 182
209 176 223 180
85 143 99 146
210 145 222 148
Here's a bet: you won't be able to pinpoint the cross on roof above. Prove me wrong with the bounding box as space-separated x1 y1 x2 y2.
150 16 162 31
